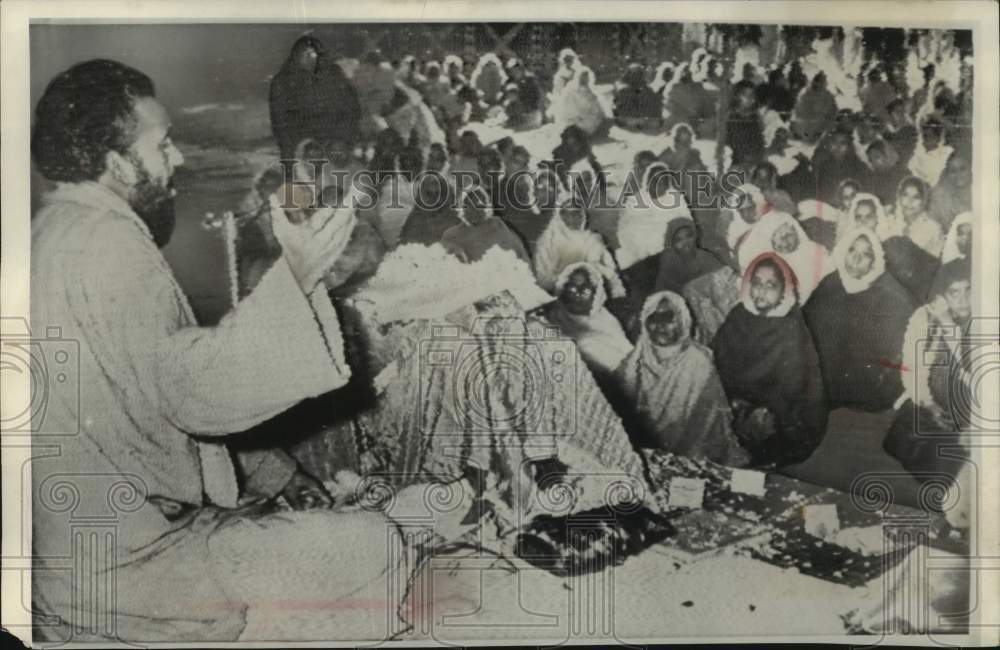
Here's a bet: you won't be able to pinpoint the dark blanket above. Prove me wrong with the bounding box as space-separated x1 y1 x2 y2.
883 235 940 304
803 272 917 411
711 304 828 464
269 57 361 158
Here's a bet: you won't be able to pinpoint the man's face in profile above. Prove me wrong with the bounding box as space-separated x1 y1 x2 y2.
124 97 184 247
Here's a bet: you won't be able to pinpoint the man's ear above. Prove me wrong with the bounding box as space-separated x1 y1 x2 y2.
105 150 137 186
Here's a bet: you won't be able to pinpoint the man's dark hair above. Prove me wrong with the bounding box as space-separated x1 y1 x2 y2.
32 59 155 183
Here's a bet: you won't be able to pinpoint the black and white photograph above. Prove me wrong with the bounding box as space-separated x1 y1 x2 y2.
1 0 997 646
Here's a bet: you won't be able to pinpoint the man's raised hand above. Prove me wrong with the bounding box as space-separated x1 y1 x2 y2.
268 192 356 295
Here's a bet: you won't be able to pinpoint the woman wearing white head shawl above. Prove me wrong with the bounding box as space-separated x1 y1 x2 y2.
837 191 893 244
803 227 917 411
547 262 633 377
533 200 626 298
616 161 693 270
723 182 766 252
552 48 579 97
650 60 675 95
941 211 973 264
711 253 828 465
736 210 834 302
550 65 607 136
614 291 748 465
884 175 945 258
470 52 507 105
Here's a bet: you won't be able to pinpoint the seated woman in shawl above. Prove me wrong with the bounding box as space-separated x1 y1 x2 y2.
749 161 797 217
803 227 917 411
441 185 530 264
372 145 423 249
658 123 708 207
533 198 625 298
883 258 972 485
723 182 767 256
883 175 945 256
505 165 563 256
551 66 608 137
726 80 766 167
613 63 662 129
711 252 828 466
654 218 726 295
614 291 749 466
881 176 944 303
941 211 973 264
546 262 634 378
616 161 693 270
810 128 869 205
398 170 460 247
907 115 953 189
791 71 838 144
551 48 579 98
928 150 972 233
470 52 507 106
736 210 833 303
836 191 891 245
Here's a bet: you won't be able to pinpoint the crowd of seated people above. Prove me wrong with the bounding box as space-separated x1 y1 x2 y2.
254 26 976 490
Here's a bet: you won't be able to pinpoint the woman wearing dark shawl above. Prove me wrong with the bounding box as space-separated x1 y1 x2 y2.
725 81 766 167
883 258 972 486
441 185 530 264
654 218 725 294
501 166 560 257
613 63 662 128
397 172 460 247
711 252 828 465
615 291 749 466
791 72 838 144
810 129 869 206
803 227 917 412
269 36 361 159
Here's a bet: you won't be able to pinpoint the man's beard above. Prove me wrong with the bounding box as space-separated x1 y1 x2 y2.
128 158 176 248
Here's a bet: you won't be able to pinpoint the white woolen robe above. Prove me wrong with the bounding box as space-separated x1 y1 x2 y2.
30 181 354 640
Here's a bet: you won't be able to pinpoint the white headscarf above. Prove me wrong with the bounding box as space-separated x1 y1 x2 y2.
737 210 834 302
550 262 633 374
832 227 887 294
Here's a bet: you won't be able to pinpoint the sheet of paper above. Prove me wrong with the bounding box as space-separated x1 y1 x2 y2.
668 477 706 510
729 468 767 497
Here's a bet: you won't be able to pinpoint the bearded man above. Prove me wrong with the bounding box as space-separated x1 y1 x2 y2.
30 59 394 642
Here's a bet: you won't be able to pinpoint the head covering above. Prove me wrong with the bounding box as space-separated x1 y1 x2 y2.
740 252 799 317
555 261 608 317
839 191 890 242
736 210 831 301
941 211 973 263
650 61 675 93
636 290 694 360
549 262 634 374
832 226 886 294
669 122 696 147
558 48 578 64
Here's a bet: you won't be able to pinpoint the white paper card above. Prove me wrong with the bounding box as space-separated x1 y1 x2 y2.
730 469 767 497
803 504 841 540
668 477 706 509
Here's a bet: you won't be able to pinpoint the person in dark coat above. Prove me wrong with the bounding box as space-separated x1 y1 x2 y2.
269 36 361 159
803 227 917 411
726 80 766 167
811 128 869 206
711 252 828 466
